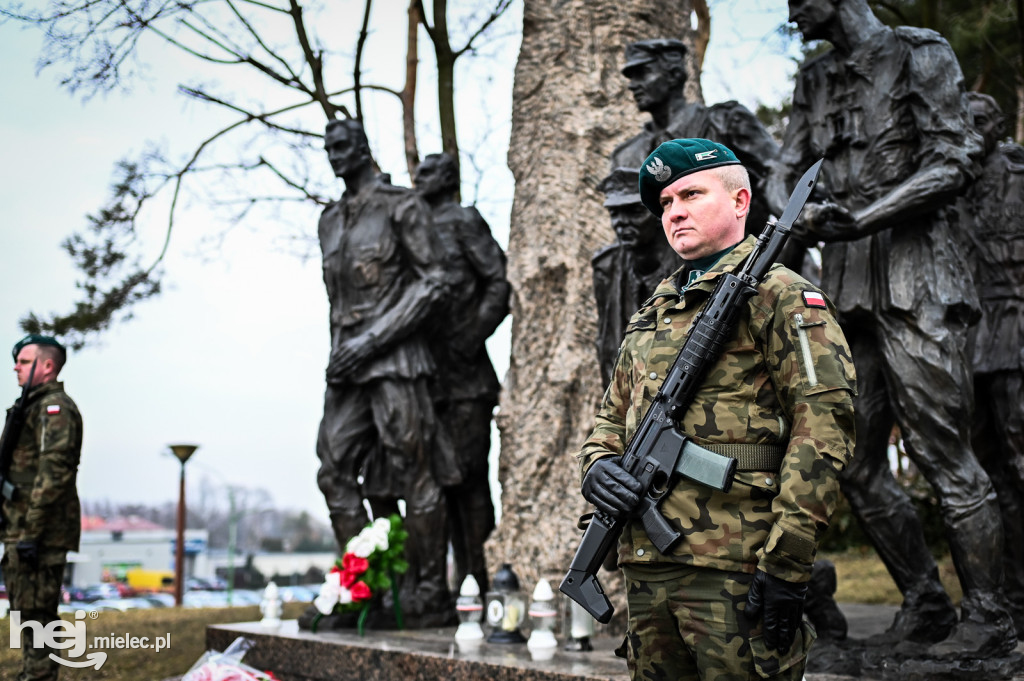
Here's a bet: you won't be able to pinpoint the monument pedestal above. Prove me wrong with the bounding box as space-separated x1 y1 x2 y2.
206 620 627 681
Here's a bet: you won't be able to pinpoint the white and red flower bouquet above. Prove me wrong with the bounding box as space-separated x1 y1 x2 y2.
310 514 408 634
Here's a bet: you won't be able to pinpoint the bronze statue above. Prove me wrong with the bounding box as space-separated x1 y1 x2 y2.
315 119 457 625
414 152 510 593
592 167 680 386
611 38 780 233
774 0 1016 658
960 92 1024 638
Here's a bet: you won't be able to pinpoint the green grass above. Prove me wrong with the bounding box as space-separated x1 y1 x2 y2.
0 602 308 681
0 550 961 680
826 548 962 605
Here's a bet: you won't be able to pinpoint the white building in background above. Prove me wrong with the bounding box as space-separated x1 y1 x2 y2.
72 515 209 588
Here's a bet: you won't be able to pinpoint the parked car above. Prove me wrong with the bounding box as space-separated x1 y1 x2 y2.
90 597 154 612
278 585 317 603
139 592 176 608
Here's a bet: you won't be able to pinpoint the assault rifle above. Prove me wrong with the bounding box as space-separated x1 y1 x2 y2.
0 360 36 530
559 160 823 623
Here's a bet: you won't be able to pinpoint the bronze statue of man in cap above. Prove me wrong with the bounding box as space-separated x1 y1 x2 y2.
610 38 780 233
592 167 681 387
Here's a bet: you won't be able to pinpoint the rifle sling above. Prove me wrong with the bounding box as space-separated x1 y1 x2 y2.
691 442 785 472
6 470 37 485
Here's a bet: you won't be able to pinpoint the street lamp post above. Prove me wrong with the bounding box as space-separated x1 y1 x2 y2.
169 444 198 606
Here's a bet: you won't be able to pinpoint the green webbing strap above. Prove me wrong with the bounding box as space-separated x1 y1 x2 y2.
698 442 785 472
6 469 37 485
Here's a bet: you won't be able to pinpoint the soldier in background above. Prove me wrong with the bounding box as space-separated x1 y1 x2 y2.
2 334 82 681
960 92 1024 636
611 38 780 234
414 152 510 592
592 167 680 387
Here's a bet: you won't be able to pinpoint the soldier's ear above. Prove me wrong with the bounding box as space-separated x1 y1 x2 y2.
733 187 751 219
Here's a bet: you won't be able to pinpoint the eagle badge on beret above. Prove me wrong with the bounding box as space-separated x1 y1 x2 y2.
646 157 671 182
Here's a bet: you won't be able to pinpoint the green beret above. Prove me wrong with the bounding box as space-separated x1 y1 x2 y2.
639 138 742 215
598 167 643 208
12 334 66 362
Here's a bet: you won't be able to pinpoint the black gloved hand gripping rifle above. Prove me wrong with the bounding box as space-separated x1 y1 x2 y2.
560 160 823 623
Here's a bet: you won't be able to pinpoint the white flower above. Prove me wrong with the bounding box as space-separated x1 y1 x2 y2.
346 535 375 558
338 586 353 605
314 581 340 614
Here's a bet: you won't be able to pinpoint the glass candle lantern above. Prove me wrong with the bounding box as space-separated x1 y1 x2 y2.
485 563 527 644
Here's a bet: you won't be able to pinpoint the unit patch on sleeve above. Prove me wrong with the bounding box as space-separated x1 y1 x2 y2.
46 404 61 415
802 291 827 308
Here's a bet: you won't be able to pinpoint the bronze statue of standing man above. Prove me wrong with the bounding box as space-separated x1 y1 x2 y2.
414 152 510 592
774 0 1016 657
592 167 680 387
316 119 458 624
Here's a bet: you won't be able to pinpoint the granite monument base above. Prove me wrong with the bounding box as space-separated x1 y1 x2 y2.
207 620 626 681
207 611 1024 681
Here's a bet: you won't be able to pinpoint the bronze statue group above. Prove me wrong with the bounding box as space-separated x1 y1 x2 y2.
587 0 1023 678
312 0 1023 677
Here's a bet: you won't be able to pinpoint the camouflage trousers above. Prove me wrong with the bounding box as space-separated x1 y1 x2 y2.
2 545 66 681
617 565 815 681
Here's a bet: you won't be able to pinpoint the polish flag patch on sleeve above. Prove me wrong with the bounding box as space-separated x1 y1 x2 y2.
803 291 827 308
46 405 61 415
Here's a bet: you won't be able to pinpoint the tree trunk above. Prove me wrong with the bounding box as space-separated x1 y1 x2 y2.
489 0 697 621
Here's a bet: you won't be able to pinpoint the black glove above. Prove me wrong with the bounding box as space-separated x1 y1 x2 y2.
582 458 643 517
16 539 40 569
745 570 808 653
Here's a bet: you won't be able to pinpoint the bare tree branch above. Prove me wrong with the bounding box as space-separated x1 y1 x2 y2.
287 0 336 118
353 0 373 121
403 0 421 178
452 0 513 58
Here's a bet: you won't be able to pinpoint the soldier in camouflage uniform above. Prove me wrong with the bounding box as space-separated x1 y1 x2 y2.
2 334 82 681
578 139 856 681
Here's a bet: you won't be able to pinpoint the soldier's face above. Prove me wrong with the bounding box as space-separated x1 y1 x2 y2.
609 203 660 251
788 0 837 42
14 346 43 388
625 63 674 112
659 169 749 260
324 127 364 178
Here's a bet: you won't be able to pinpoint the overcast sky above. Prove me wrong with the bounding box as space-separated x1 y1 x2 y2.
0 1 797 523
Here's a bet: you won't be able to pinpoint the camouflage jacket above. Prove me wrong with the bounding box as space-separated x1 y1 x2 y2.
1 380 82 551
579 236 856 582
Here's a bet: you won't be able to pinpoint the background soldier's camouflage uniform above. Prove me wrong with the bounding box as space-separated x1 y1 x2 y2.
579 235 856 680
2 379 83 681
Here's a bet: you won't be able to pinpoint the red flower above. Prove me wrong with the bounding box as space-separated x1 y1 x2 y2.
350 581 372 601
329 564 342 574
339 570 358 588
342 553 369 575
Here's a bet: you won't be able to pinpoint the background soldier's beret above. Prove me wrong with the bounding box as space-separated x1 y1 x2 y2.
598 167 643 208
622 38 687 74
638 138 742 215
12 334 66 362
